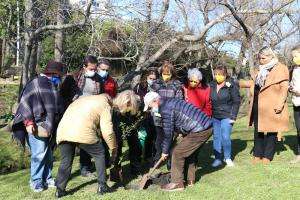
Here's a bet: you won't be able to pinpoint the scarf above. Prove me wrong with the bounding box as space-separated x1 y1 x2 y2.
255 58 278 87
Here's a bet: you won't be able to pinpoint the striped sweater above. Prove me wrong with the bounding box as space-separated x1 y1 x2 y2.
159 98 212 154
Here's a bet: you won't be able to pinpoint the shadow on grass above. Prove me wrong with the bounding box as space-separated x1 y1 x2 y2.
195 138 248 181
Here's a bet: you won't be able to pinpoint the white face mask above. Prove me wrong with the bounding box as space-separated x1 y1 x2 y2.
85 70 95 77
147 79 154 86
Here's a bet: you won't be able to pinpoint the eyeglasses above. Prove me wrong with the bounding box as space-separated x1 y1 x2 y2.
189 80 199 83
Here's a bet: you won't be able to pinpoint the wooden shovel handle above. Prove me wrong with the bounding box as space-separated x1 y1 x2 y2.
148 157 165 176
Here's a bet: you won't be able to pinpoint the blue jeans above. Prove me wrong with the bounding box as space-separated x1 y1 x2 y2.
27 134 53 187
213 118 233 160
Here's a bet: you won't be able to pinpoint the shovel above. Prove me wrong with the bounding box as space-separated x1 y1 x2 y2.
138 157 165 190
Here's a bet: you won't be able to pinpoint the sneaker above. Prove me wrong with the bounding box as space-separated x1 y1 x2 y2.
224 159 235 167
290 155 300 164
211 159 222 167
46 178 56 188
31 182 44 193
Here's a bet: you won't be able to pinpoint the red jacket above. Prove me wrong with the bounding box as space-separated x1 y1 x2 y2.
102 76 117 98
183 84 212 117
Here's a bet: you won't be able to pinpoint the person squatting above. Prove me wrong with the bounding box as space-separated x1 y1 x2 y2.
11 45 300 197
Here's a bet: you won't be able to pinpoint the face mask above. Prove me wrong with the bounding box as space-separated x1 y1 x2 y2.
293 56 300 66
151 107 159 113
51 76 61 86
162 74 171 82
85 70 95 77
189 80 199 88
147 79 154 86
98 70 108 78
215 75 226 84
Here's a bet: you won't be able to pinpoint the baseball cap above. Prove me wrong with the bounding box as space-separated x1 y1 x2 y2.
143 92 160 111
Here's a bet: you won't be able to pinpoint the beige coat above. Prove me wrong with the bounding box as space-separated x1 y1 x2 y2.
56 94 117 150
239 62 289 132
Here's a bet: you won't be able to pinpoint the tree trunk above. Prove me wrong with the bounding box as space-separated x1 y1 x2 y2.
1 38 6 72
54 1 65 62
29 41 38 79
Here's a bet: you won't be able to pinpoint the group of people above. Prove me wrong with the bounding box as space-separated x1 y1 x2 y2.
11 44 300 197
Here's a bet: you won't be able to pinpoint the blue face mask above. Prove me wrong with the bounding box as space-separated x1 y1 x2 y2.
51 76 61 86
98 70 108 78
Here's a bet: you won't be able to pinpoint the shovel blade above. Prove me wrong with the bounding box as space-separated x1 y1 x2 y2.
138 174 150 190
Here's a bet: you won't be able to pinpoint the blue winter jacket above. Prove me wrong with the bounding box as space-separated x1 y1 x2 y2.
159 98 212 154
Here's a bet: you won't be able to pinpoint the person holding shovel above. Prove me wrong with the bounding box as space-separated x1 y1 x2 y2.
143 92 212 191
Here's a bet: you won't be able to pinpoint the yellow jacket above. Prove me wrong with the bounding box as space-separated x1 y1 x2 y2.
56 94 117 150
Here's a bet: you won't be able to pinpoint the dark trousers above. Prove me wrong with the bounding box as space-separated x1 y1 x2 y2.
154 126 164 164
80 149 92 172
127 131 142 170
56 141 106 191
253 132 277 160
294 106 300 154
143 116 157 160
171 128 212 183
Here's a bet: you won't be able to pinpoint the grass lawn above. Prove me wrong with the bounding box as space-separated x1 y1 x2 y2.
0 116 299 200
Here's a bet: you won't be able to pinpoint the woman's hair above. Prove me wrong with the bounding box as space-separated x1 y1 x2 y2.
159 60 177 78
258 46 277 59
214 65 228 77
139 68 157 87
83 55 98 67
292 44 300 52
188 68 202 81
113 90 140 115
98 58 111 68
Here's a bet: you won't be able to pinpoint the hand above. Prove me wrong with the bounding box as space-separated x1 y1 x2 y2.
111 148 118 164
161 153 168 161
26 124 36 134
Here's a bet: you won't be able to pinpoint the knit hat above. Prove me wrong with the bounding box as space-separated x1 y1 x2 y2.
44 60 65 75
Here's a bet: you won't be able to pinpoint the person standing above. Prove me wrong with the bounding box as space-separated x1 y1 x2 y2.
12 61 65 192
97 59 118 98
241 47 289 164
289 44 300 164
210 66 241 167
151 61 183 167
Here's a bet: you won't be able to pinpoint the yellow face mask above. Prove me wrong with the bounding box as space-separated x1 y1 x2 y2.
189 80 199 88
215 74 226 84
293 56 300 66
162 74 171 82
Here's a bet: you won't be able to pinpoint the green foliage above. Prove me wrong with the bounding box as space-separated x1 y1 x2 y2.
0 84 18 116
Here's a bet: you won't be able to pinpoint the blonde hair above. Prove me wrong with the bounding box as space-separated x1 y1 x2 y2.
113 90 140 115
258 46 277 59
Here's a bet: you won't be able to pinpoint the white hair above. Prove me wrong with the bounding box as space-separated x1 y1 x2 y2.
188 68 202 81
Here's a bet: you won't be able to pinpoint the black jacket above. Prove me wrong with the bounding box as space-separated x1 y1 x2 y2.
210 79 241 120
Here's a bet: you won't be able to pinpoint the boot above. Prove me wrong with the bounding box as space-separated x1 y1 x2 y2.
55 188 66 198
97 183 112 195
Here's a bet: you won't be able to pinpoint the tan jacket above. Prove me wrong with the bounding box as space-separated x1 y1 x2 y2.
56 94 117 150
239 62 289 132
